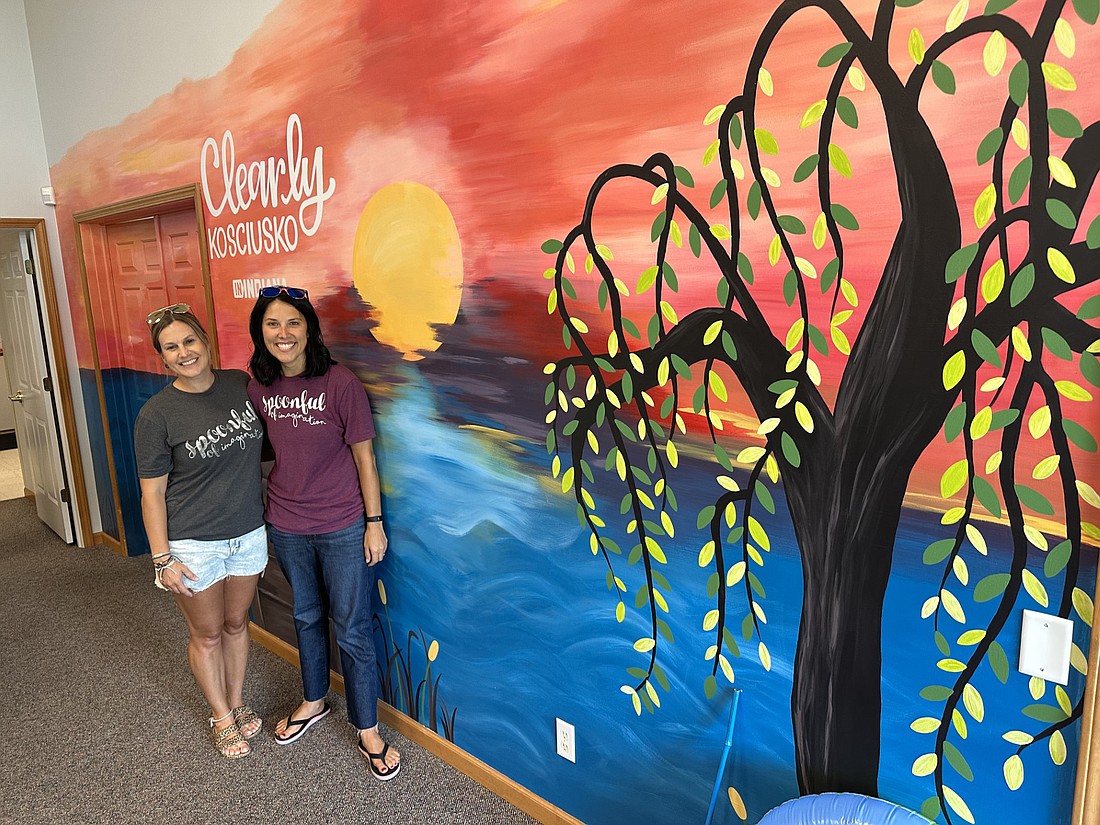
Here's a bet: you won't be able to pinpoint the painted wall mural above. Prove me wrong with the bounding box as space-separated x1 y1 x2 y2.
46 1 1098 824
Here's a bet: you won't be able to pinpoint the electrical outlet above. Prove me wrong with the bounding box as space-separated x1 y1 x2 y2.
555 717 576 762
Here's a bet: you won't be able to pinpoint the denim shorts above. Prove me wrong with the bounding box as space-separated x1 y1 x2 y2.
167 524 268 593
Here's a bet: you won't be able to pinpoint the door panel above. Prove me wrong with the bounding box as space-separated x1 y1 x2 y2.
100 209 209 555
0 230 72 540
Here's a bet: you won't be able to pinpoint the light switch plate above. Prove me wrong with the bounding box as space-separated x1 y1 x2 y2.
1018 609 1073 685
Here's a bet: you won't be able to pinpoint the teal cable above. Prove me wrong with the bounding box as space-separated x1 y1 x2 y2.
705 688 742 825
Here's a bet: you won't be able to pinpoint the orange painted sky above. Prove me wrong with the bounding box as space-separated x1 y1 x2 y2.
50 0 1100 507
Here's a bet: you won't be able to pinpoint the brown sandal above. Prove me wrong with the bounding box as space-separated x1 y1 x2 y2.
232 705 262 739
210 711 251 758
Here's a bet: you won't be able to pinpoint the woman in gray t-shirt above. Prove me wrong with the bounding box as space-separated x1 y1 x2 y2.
133 305 266 759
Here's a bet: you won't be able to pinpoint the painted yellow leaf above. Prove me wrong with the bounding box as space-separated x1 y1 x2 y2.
1049 156 1077 188
951 708 968 739
751 602 767 624
1011 117 1028 149
765 454 779 483
651 183 669 205
840 279 858 306
1050 729 1067 765
758 417 781 435
728 787 748 820
941 458 969 498
1004 730 1034 745
1042 62 1077 90
615 601 625 622
728 561 746 586
587 429 600 454
560 466 574 493
703 320 724 346
1024 525 1048 551
948 297 968 331
759 67 774 96
730 158 745 180
953 554 969 585
938 657 966 672
1056 379 1092 401
847 65 866 90
943 350 967 390
1012 326 1032 361
768 235 782 266
698 540 716 567
761 167 781 188
795 401 814 433
970 406 992 439
1057 685 1072 715
748 517 771 551
717 475 741 492
1055 17 1075 57
709 370 728 402
1071 643 1088 674
738 446 767 464
966 523 988 555
1029 406 1051 438
704 104 726 126
912 753 938 777
758 642 772 671
786 319 805 351
613 277 629 295
703 139 720 167
801 99 827 128
1073 587 1094 626
806 358 822 386
942 507 966 525
974 182 998 228
660 300 678 324
958 629 985 646
1077 480 1100 508
941 588 966 623
796 257 817 279
911 716 940 733
909 28 926 64
829 143 853 177
946 0 968 32
652 588 669 614
812 213 827 250
981 376 1005 393
665 440 679 470
943 785 975 824
1033 454 1060 480
1004 754 1024 790
776 387 796 408
983 31 1007 76
1022 569 1049 607
1030 676 1046 700
633 637 655 653
615 450 626 481
981 259 1005 303
572 318 589 334
670 219 682 248
831 325 851 356
963 683 985 722
921 595 940 619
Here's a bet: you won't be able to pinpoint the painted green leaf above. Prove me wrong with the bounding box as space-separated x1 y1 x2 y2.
830 203 859 230
972 476 1002 517
721 331 738 362
971 329 1002 367
1087 215 1100 250
729 115 743 149
541 238 563 253
1073 0 1099 25
1008 60 1028 105
932 60 957 94
808 324 829 355
1048 108 1084 138
710 179 728 209
1008 156 1032 204
1022 703 1070 723
921 798 942 821
974 573 1010 602
821 258 840 292
651 210 667 242
924 538 955 565
1081 353 1100 387
945 244 979 283
836 96 858 127
988 641 1010 683
818 42 852 67
737 252 755 285
976 128 1003 165
944 402 967 442
1041 327 1072 360
755 481 776 514
781 432 801 467
747 182 762 220
689 223 702 257
1010 263 1035 306
985 0 1020 12
920 685 953 701
1064 419 1098 452
778 215 806 235
674 165 695 187
944 741 974 781
1015 484 1055 515
783 269 798 307
794 154 819 183
934 630 950 655
1046 540 1073 577
1045 198 1077 229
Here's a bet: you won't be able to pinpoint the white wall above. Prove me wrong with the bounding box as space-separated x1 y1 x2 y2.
23 0 281 164
0 0 94 538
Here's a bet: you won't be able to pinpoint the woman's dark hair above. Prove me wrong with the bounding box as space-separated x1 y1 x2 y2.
248 294 334 385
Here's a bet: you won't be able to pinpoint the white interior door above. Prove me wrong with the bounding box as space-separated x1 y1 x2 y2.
0 229 72 541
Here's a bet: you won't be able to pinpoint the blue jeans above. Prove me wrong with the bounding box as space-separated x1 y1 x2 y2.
268 515 380 729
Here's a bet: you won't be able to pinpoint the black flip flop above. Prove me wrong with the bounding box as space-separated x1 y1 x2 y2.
358 737 402 781
273 701 331 745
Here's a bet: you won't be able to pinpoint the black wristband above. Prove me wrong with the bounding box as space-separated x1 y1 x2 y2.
365 514 383 523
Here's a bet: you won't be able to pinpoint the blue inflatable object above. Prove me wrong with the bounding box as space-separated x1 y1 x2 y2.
757 792 931 825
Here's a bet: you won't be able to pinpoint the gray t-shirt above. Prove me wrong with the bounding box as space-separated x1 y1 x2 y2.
134 369 264 541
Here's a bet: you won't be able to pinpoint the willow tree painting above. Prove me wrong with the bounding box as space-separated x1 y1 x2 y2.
542 0 1098 821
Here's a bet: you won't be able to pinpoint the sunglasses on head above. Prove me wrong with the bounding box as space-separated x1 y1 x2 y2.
146 303 191 326
258 286 309 300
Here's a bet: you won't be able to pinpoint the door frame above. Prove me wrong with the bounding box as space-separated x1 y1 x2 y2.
72 183 217 555
0 218 88 545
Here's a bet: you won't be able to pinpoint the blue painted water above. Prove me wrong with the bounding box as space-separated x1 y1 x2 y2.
371 365 1094 825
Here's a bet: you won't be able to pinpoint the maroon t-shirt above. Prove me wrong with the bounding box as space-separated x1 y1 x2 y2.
248 364 376 534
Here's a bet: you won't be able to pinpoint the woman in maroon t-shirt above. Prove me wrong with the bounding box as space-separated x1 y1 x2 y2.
247 286 401 781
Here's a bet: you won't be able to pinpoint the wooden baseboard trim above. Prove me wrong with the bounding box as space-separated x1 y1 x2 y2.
93 531 124 556
249 623 581 825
